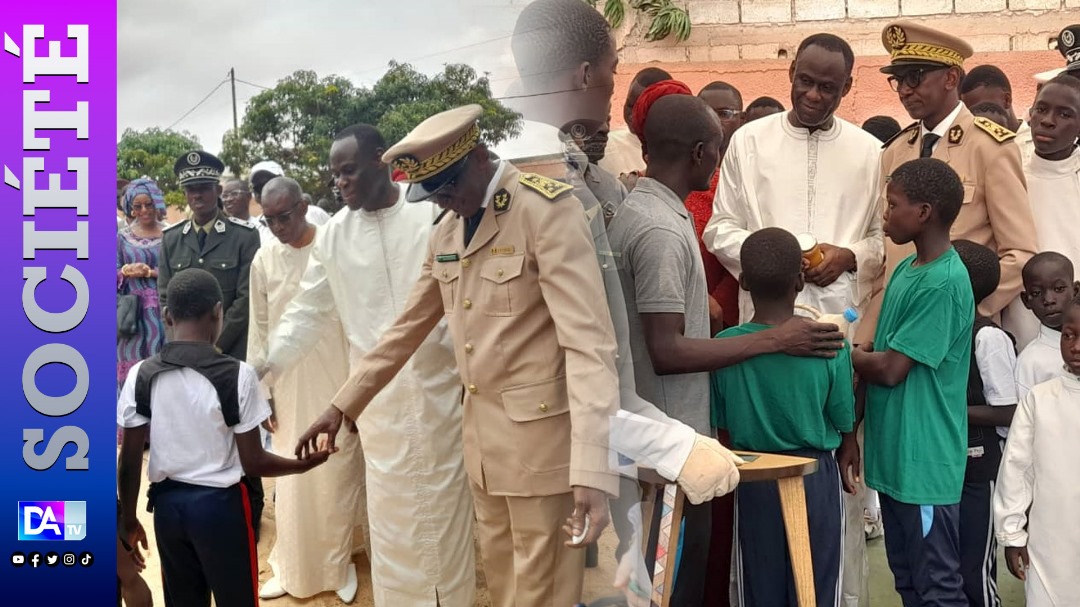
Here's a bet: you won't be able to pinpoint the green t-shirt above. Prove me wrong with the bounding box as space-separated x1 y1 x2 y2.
865 248 974 505
710 323 855 452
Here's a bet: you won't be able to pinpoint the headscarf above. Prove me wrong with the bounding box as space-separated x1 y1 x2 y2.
630 79 693 143
122 177 166 217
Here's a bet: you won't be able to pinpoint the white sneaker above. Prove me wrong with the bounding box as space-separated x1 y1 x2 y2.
336 565 358 603
259 577 287 600
864 512 884 540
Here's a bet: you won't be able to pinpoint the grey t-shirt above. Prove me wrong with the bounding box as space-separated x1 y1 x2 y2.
606 177 712 434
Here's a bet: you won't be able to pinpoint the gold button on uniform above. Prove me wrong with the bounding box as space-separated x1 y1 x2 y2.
497 268 504 277
463 299 472 309
462 259 472 268
539 402 548 412
443 270 448 278
468 384 478 394
464 343 474 354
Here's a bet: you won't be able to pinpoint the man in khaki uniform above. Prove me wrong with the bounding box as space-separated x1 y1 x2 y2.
296 105 621 607
856 21 1037 345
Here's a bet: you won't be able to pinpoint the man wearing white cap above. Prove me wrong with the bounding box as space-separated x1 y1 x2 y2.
249 160 332 243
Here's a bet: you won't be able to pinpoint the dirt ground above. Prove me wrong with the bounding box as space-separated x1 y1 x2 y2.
124 448 1025 606
130 450 623 606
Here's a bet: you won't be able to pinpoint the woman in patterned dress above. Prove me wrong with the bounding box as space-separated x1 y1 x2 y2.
117 178 168 444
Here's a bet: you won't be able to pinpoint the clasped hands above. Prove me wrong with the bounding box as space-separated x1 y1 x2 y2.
121 263 154 278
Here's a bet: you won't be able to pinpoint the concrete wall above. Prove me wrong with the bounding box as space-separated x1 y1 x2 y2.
609 0 1076 128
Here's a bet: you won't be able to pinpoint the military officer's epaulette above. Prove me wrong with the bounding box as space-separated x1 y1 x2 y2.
972 117 1016 143
227 216 256 230
519 172 573 201
881 122 919 149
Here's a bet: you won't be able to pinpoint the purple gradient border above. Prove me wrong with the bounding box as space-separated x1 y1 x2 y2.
0 3 117 601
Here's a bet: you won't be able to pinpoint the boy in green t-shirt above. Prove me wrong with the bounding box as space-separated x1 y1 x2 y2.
843 158 974 606
710 227 855 607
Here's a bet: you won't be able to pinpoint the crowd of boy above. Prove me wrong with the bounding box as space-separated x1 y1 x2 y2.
115 3 1080 606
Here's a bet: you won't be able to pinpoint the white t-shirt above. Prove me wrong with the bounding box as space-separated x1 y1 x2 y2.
973 325 1019 439
118 360 271 488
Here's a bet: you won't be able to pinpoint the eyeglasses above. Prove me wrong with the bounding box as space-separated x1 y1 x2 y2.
259 201 302 227
424 156 471 201
130 203 155 212
887 67 948 92
715 109 742 120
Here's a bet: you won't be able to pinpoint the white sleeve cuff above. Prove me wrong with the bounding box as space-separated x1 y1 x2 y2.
608 409 697 481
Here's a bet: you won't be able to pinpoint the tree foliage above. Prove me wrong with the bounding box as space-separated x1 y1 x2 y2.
116 127 201 209
221 62 522 201
586 0 691 42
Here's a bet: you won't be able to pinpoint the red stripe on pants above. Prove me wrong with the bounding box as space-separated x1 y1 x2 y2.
237 481 261 606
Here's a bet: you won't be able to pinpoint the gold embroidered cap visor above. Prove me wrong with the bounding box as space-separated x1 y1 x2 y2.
381 104 485 203
404 154 470 203
879 21 973 75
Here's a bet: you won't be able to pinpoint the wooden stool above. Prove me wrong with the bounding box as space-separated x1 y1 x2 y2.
639 451 819 607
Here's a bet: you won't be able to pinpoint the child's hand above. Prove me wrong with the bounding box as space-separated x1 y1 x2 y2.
836 433 861 494
298 439 333 470
1004 546 1029 581
125 519 149 570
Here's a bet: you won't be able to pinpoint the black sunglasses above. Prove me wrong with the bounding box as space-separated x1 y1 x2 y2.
887 67 948 92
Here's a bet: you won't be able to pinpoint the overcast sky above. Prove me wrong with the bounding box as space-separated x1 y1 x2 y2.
117 0 528 154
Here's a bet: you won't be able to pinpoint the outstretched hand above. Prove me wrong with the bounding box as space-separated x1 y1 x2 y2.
297 445 333 470
295 406 352 459
775 316 845 358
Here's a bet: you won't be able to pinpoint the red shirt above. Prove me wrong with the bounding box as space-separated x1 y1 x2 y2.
684 171 740 330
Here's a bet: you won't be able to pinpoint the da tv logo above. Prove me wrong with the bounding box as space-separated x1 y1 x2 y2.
18 502 86 541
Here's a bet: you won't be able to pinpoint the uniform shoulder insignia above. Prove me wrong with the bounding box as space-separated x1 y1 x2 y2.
227 216 255 229
882 122 919 149
973 116 1016 143
519 172 573 201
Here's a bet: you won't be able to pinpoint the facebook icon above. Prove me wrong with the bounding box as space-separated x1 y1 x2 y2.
18 502 86 541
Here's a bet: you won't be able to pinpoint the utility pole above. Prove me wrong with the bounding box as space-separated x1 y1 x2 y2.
229 67 238 132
